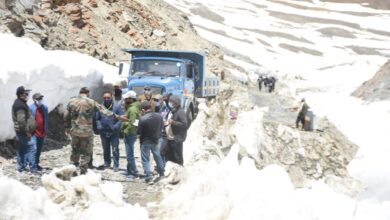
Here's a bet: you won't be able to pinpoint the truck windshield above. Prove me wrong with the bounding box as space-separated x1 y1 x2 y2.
131 60 181 77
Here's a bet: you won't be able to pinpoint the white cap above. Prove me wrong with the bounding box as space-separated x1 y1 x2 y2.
122 90 137 99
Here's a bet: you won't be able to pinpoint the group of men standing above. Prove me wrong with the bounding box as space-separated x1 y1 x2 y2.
11 86 48 173
257 74 277 93
12 85 188 184
64 85 188 183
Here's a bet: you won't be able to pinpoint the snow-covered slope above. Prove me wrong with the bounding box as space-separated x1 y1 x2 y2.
0 34 121 141
161 0 390 219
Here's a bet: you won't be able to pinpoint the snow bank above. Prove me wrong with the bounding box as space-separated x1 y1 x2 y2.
0 34 121 141
0 166 149 220
161 144 358 220
0 174 64 220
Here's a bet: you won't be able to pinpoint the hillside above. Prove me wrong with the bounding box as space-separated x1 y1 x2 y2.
352 59 390 101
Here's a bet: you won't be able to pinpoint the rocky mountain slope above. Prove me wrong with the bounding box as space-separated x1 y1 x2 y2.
352 59 390 102
0 0 224 74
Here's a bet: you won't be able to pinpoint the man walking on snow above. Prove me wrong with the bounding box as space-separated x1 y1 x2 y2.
64 87 127 175
12 86 36 173
29 93 49 171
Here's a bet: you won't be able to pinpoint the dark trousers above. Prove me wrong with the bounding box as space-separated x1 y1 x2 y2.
166 140 183 166
296 113 305 129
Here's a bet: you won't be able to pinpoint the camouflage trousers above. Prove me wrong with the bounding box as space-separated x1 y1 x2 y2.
70 135 93 174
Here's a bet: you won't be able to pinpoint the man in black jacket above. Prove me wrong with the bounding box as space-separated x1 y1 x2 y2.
137 101 165 183
165 95 187 166
12 86 37 173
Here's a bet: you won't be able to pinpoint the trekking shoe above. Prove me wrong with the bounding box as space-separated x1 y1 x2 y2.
125 175 135 182
145 176 153 184
37 165 43 171
113 167 119 172
153 175 165 183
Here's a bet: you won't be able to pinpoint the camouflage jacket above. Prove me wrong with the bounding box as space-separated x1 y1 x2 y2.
64 95 117 137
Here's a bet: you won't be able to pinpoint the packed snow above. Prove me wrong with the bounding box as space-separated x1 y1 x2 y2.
162 0 390 219
2 0 390 219
0 166 149 220
0 33 122 141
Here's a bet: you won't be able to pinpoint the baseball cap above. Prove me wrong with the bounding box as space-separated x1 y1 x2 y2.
32 93 44 100
16 86 31 96
122 90 137 99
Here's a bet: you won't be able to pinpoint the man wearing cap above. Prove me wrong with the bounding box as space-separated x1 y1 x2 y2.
64 87 127 175
165 95 187 166
121 90 141 180
29 93 49 171
12 86 36 173
137 100 164 183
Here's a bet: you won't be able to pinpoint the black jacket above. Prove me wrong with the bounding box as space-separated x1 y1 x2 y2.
171 108 188 143
12 99 36 134
137 111 163 145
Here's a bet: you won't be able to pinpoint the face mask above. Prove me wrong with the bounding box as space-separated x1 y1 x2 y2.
36 100 43 106
104 99 112 108
168 102 174 110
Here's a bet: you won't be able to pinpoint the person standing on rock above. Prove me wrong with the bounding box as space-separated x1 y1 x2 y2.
165 95 188 166
95 91 124 172
121 90 141 180
29 93 49 171
12 86 37 173
296 98 309 130
137 101 165 183
64 87 127 175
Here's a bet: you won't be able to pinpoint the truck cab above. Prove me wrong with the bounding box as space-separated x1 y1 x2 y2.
120 49 219 123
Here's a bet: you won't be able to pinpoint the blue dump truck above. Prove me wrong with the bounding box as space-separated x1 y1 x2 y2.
118 49 219 122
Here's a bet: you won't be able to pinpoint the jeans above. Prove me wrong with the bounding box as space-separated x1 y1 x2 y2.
16 132 36 172
31 135 44 166
124 133 138 175
158 137 168 167
100 133 120 168
141 143 165 177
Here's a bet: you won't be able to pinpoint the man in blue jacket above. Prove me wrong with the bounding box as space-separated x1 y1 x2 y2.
29 93 49 171
95 91 124 172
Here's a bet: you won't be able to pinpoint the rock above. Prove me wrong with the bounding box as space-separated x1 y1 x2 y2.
15 0 39 14
40 0 52 9
81 11 91 20
153 29 166 37
68 26 78 33
117 22 129 33
65 4 80 15
86 0 97 7
0 0 6 9
30 15 43 24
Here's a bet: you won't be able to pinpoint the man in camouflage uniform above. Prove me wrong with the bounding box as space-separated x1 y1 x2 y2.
64 87 127 174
